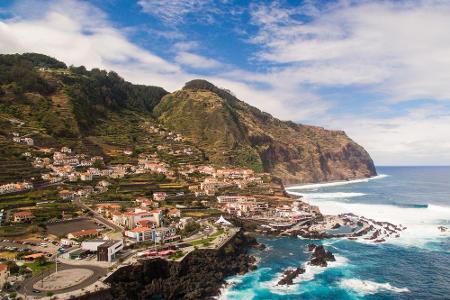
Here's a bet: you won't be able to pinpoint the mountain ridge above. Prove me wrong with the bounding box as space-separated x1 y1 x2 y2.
0 53 376 184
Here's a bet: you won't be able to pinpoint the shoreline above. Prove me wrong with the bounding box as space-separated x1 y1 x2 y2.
73 229 258 300
284 174 388 191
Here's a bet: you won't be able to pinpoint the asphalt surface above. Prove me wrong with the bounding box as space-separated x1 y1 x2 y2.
19 262 107 297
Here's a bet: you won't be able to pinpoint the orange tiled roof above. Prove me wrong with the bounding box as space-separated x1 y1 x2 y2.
69 229 98 237
131 227 151 233
14 211 32 216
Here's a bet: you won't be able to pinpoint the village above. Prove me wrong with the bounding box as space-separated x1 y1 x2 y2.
0 122 327 299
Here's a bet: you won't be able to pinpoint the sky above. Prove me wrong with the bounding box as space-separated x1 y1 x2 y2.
1 0 450 166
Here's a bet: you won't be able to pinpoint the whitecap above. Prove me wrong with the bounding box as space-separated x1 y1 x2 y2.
306 198 450 249
287 191 366 199
340 278 410 295
286 174 389 190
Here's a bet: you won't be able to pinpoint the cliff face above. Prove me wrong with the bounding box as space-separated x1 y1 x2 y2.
76 231 257 300
154 80 377 184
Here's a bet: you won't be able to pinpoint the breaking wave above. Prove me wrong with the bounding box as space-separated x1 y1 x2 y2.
286 174 389 190
340 278 410 295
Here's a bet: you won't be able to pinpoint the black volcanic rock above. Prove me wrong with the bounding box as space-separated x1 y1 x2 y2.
308 244 336 267
278 267 305 285
75 230 255 300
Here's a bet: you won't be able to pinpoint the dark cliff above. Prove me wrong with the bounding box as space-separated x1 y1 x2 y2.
75 230 257 300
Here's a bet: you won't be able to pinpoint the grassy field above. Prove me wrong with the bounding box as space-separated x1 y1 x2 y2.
188 227 224 246
24 261 55 275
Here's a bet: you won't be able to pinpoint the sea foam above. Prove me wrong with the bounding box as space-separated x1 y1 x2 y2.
340 278 410 295
287 191 366 199
305 198 450 248
286 174 389 190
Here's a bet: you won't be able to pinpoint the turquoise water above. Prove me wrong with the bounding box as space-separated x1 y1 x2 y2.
220 167 450 300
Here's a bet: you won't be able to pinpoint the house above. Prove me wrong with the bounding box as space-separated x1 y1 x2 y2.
125 227 153 242
136 197 154 208
0 182 33 194
178 217 193 229
114 209 163 229
13 211 34 223
97 240 123 262
97 180 111 187
59 190 75 200
81 239 123 262
0 264 9 289
67 173 78 182
153 192 167 201
197 165 215 175
217 195 256 204
96 204 121 216
153 227 179 243
81 239 107 251
60 238 76 246
23 253 45 261
168 208 181 218
23 137 34 146
80 173 93 181
67 228 99 240
61 147 72 153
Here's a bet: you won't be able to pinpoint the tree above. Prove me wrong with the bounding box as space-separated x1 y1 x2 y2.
36 255 47 266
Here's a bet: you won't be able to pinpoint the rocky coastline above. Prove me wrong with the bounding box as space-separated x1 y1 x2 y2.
74 230 257 300
277 244 336 285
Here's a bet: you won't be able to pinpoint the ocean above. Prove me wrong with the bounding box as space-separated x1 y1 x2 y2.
219 166 450 300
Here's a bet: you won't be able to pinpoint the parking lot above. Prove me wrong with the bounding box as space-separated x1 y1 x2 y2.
47 218 103 236
0 239 62 259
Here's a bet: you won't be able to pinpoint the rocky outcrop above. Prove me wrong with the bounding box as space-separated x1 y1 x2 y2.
154 79 377 184
278 267 305 285
75 230 256 300
308 244 336 267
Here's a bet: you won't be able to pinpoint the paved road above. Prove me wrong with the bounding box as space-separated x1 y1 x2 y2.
19 262 107 297
74 199 124 232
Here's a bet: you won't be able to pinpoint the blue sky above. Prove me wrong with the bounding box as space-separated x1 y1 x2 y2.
1 0 450 166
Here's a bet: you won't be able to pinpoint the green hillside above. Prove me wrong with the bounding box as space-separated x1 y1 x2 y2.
0 53 376 184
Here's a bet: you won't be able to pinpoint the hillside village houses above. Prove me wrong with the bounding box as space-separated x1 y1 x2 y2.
12 211 34 223
153 192 167 202
0 181 33 195
67 228 100 240
12 136 34 145
113 208 163 229
125 226 178 243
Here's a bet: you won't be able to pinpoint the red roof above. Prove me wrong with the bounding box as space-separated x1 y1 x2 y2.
14 211 32 216
68 229 98 238
131 227 151 233
138 219 152 226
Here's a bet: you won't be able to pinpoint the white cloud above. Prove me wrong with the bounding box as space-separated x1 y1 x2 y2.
2 0 450 165
175 52 223 69
138 0 214 25
324 107 450 165
250 1 450 101
0 0 188 90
